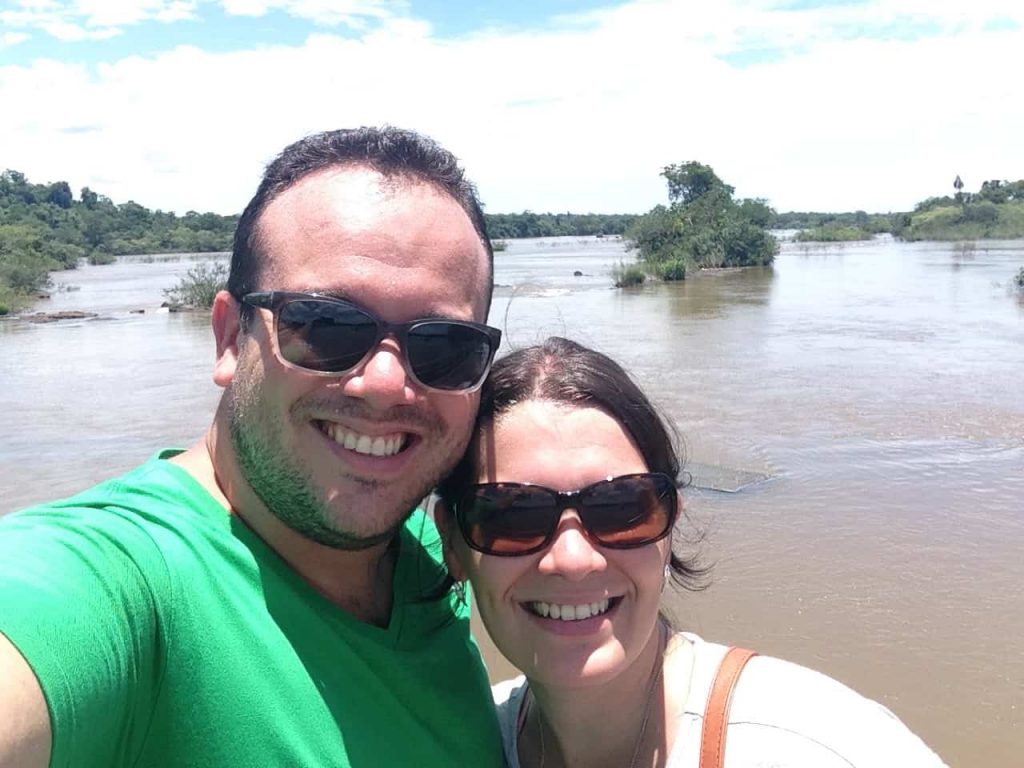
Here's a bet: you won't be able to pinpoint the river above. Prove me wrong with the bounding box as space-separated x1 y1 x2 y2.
2 235 1022 766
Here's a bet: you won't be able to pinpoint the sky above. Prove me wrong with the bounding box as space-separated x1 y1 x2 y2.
1 0 1021 216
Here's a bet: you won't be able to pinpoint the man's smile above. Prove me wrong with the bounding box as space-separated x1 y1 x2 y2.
315 420 410 457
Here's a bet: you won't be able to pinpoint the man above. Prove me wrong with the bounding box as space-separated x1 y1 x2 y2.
0 127 505 766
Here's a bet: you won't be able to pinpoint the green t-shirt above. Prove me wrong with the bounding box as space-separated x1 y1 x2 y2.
0 451 503 767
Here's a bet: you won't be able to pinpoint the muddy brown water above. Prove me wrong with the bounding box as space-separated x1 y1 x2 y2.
2 237 1022 766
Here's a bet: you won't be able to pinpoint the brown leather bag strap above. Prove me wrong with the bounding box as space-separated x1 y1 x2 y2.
699 646 758 768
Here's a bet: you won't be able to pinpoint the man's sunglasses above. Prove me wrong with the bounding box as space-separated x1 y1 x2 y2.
454 472 678 557
241 291 502 393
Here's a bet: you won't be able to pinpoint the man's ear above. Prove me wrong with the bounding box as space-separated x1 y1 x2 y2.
212 290 243 388
433 497 467 583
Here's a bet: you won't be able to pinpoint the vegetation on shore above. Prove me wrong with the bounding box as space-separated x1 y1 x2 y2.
782 179 1024 242
1014 267 1024 293
0 167 639 313
0 169 234 313
773 210 898 234
485 212 637 239
5 166 1024 315
896 200 1024 241
623 162 778 283
795 225 874 242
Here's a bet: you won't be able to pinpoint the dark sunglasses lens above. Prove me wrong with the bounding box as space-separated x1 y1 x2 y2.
406 322 494 390
276 300 378 373
461 486 555 555
581 475 675 547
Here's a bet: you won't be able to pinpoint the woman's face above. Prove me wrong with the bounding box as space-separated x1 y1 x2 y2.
445 400 671 690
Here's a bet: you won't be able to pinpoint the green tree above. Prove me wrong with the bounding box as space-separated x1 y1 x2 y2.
662 162 733 205
0 168 238 307
80 186 98 208
46 182 73 209
624 162 777 281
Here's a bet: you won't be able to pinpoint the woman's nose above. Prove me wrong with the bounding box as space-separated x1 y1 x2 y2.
537 511 607 580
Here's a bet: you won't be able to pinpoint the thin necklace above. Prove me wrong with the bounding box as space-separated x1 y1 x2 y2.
533 626 666 768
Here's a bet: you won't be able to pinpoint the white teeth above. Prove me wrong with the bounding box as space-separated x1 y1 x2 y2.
529 598 611 622
323 424 407 457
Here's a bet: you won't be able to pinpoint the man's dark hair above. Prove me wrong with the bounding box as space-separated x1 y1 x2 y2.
228 126 493 321
437 336 706 591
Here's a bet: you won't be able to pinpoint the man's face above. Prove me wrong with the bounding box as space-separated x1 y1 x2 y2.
224 167 491 548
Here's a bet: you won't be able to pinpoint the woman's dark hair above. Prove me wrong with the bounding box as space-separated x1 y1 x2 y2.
436 336 706 592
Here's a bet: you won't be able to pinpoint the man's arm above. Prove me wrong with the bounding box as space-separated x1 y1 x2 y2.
0 632 51 768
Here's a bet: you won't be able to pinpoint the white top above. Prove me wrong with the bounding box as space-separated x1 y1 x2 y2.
491 633 947 768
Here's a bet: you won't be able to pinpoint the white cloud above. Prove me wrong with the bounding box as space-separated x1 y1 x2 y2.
154 1 198 23
41 20 120 40
0 0 199 37
76 0 200 27
218 0 400 26
1 32 32 47
0 0 1021 215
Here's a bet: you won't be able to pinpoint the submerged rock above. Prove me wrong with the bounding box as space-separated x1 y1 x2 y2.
25 310 98 324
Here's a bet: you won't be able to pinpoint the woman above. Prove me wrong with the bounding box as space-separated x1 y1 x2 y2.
436 337 946 768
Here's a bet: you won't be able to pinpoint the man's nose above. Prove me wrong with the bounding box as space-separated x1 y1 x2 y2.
537 511 607 581
341 338 418 409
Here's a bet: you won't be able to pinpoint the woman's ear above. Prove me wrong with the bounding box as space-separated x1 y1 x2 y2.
433 497 467 583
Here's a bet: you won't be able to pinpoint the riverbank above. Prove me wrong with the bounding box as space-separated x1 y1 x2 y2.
899 200 1024 241
795 225 874 242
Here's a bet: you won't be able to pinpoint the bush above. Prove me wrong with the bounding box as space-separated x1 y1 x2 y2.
653 259 687 281
961 201 999 224
796 225 872 242
1014 267 1024 292
163 261 228 309
0 284 24 315
0 255 52 294
612 261 646 287
87 251 116 266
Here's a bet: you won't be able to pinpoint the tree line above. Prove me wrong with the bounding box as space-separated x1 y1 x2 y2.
0 168 642 312
4 166 1024 313
779 178 1024 242
0 169 235 312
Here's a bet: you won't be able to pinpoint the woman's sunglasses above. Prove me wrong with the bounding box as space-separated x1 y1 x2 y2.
455 472 678 557
241 291 502 393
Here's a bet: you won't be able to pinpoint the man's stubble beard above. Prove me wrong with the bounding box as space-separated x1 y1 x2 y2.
227 355 468 551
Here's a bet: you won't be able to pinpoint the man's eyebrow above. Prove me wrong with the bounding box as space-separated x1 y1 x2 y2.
291 290 459 320
295 288 350 301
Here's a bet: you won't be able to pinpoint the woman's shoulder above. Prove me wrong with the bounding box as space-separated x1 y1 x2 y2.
673 633 947 767
492 675 527 708
491 676 528 768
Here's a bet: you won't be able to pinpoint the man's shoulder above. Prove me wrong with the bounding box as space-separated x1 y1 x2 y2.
7 451 223 531
0 451 229 578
